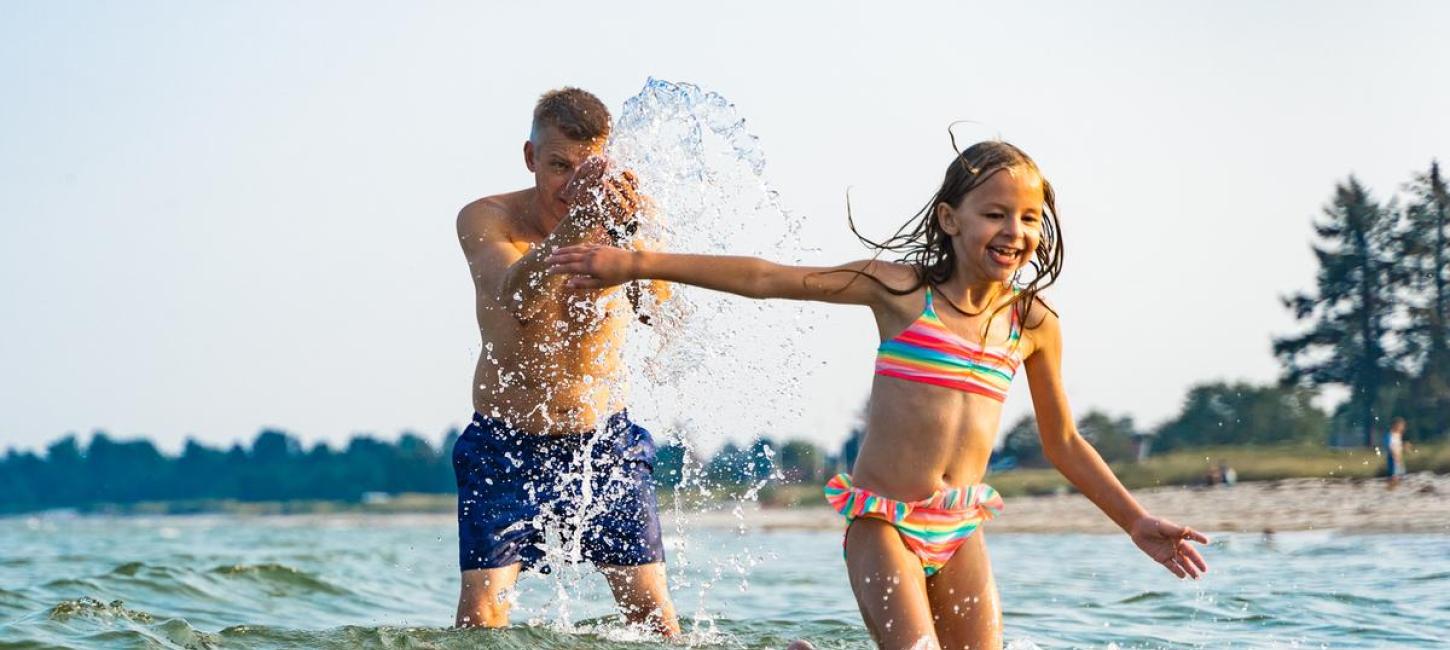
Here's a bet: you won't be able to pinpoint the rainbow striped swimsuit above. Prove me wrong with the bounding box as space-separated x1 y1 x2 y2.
824 474 1004 575
873 286 1023 402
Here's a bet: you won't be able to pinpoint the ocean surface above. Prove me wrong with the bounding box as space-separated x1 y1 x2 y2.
1 513 1447 649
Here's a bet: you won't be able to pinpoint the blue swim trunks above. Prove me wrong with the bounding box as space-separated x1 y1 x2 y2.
453 411 664 573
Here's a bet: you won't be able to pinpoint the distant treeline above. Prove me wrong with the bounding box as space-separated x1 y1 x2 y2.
0 430 460 514
0 427 832 514
0 378 1346 513
1274 162 1450 446
3 162 1446 513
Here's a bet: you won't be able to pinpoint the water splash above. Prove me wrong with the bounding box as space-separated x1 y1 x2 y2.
495 77 817 640
610 77 813 449
609 78 814 635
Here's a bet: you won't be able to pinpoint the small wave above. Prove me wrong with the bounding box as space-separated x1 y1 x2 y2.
219 623 587 649
0 586 38 618
208 563 349 595
64 619 221 650
1114 590 1172 605
107 560 190 580
1274 589 1395 607
39 577 103 591
47 597 155 623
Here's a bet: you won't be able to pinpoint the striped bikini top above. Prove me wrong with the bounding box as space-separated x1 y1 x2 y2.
874 287 1024 402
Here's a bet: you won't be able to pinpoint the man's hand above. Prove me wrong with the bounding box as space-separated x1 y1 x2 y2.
560 156 642 228
1129 516 1210 579
547 244 639 290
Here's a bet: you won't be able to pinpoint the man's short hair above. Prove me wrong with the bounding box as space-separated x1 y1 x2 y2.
532 87 611 142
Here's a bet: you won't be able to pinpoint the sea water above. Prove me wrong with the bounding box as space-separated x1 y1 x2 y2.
2 514 1448 648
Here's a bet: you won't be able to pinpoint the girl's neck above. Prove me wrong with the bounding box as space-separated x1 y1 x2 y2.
933 274 1012 316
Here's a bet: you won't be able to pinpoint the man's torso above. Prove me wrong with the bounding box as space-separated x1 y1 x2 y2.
461 189 631 433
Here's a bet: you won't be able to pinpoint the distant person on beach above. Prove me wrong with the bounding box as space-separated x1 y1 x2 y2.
452 87 678 635
550 139 1210 649
1220 461 1237 487
1385 417 1407 488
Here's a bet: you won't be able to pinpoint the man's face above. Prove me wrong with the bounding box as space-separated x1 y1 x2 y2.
524 124 606 223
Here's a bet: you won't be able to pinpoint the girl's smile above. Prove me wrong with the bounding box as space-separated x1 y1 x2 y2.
938 166 1045 286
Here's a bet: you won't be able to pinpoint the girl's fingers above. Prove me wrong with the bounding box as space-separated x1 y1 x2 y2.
1180 557 1201 579
548 252 586 265
1161 558 1186 579
1182 527 1210 545
1182 544 1210 573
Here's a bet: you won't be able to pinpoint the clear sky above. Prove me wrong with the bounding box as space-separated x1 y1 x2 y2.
2 1 1448 454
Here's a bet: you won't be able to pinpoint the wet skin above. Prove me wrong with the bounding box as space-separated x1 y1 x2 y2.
547 165 1210 649
453 124 678 635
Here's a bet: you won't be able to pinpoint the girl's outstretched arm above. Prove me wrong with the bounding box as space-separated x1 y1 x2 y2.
1023 307 1211 579
547 244 909 306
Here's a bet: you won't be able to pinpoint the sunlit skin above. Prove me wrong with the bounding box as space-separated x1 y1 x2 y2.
547 167 1209 649
453 123 678 636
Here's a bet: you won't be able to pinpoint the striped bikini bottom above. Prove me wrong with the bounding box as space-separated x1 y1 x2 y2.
824 473 1005 576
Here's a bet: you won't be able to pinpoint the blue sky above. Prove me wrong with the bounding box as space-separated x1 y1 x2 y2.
2 1 1448 453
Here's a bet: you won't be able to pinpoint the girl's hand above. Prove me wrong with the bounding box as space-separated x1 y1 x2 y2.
1129 516 1210 579
547 244 639 290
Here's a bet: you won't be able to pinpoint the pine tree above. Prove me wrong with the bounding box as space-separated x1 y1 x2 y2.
1401 161 1450 439
1274 177 1400 446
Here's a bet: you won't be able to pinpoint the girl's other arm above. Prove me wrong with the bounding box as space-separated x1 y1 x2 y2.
548 245 910 307
1023 308 1210 579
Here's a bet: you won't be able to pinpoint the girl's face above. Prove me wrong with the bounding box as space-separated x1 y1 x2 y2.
936 166 1045 286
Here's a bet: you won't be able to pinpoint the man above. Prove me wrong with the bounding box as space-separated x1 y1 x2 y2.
452 87 678 635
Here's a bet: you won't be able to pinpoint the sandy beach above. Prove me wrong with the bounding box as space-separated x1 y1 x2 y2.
683 473 1450 535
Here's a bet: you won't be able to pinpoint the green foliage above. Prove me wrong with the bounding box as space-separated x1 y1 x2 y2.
1075 410 1139 463
652 442 691 487
987 442 1450 497
705 442 752 484
996 411 1139 466
0 428 460 514
1001 415 1045 467
776 440 826 483
1399 161 1450 440
1274 177 1402 446
1154 381 1329 451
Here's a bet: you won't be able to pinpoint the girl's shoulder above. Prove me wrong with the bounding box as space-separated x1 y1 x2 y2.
1017 294 1062 358
850 260 920 292
1019 293 1059 331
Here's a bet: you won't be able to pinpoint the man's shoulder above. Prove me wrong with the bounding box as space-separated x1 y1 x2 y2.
457 190 531 241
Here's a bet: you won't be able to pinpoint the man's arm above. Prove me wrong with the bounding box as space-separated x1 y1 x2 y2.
470 158 640 323
457 202 528 314
494 208 608 322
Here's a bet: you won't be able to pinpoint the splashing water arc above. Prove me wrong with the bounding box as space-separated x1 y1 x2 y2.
608 78 814 455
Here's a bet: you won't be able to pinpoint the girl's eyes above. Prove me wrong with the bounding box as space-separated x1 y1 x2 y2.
985 212 1006 220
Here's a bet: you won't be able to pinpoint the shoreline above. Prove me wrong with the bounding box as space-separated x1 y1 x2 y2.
709 472 1450 535
7 473 1447 535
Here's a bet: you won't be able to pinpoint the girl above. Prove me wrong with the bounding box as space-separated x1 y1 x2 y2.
548 141 1209 649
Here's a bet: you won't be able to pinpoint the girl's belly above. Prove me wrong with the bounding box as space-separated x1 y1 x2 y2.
849 378 1006 500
